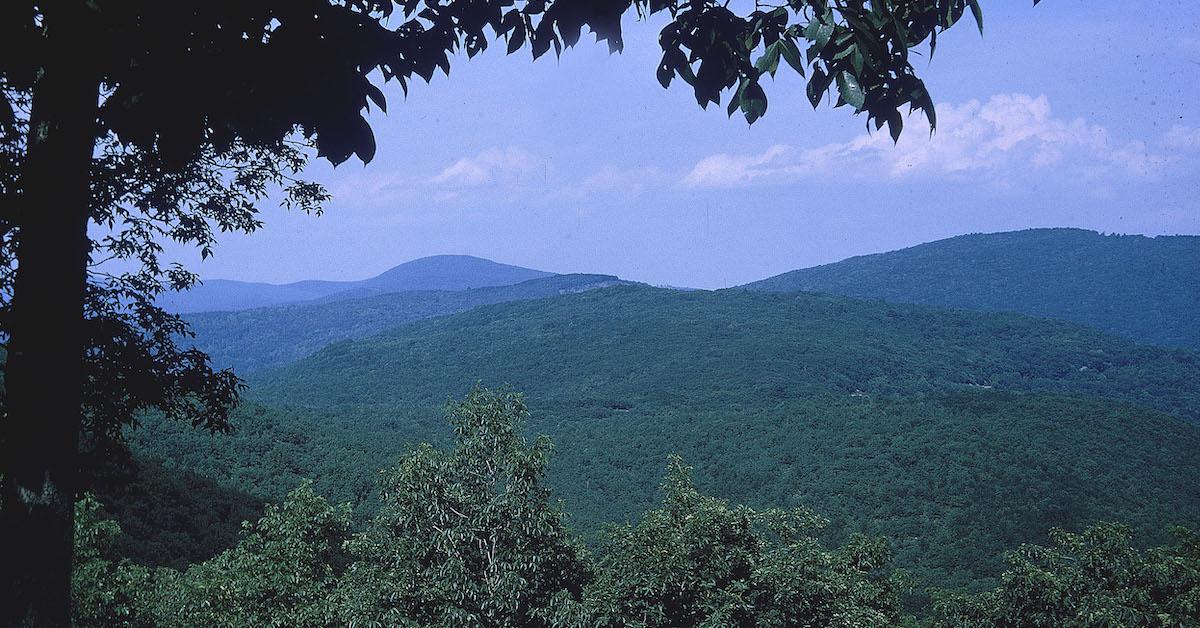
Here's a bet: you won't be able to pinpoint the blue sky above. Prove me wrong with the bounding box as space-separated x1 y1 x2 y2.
174 0 1199 289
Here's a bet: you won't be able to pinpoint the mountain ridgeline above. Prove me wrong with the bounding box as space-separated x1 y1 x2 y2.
742 229 1200 349
249 286 1200 422
184 273 630 372
158 254 555 313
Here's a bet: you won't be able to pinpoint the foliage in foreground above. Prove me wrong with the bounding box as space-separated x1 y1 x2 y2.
931 524 1200 627
586 457 905 627
75 389 1200 627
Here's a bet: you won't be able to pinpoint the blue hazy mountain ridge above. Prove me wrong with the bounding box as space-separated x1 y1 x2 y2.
183 273 631 372
158 254 556 313
740 228 1200 349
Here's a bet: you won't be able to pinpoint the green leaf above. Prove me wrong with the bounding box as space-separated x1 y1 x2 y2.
727 79 745 117
531 18 555 59
657 62 673 89
755 42 782 78
804 19 819 40
741 82 768 124
364 83 387 113
805 17 834 49
779 38 805 76
807 68 829 108
745 16 763 49
888 110 904 143
836 72 865 111
816 22 834 48
658 50 685 89
677 58 697 85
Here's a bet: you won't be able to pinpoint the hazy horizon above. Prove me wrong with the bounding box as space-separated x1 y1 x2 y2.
184 226 1198 290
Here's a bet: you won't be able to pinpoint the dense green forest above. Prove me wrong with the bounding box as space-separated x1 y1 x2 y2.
86 455 262 569
742 229 1200 350
124 285 1200 594
249 285 1200 420
184 274 627 371
127 392 1200 595
80 390 1200 626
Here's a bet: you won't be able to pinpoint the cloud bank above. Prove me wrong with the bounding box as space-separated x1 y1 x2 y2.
432 147 540 188
682 94 1192 188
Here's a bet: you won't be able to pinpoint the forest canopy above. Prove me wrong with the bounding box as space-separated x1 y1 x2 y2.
75 388 1200 627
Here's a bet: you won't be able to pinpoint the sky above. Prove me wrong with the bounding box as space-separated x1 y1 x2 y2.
166 0 1200 289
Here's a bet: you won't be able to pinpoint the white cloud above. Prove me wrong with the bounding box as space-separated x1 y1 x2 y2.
575 165 669 197
1162 125 1200 152
883 94 1167 178
682 94 1178 188
681 145 793 188
432 147 539 187
327 170 419 206
322 146 546 210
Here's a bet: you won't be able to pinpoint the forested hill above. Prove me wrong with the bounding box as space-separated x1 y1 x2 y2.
740 228 1200 349
147 284 1200 591
251 285 1200 422
184 273 630 372
158 254 554 313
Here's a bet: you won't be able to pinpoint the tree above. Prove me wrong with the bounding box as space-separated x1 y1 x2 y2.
148 481 351 628
586 456 909 627
70 483 350 628
338 387 592 626
2 1 1019 623
931 523 1200 627
69 496 154 628
0 75 325 625
71 387 591 626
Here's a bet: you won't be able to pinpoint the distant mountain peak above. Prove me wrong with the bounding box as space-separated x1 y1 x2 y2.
365 255 552 287
159 254 554 313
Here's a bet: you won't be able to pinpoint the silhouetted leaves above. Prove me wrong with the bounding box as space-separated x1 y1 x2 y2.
5 0 1039 175
1 92 331 449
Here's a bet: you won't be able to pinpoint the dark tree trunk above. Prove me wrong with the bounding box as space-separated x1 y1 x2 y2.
0 3 100 626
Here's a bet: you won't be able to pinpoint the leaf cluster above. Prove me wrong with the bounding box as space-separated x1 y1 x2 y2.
587 456 906 627
0 79 330 452
931 524 1200 627
2 0 1030 175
